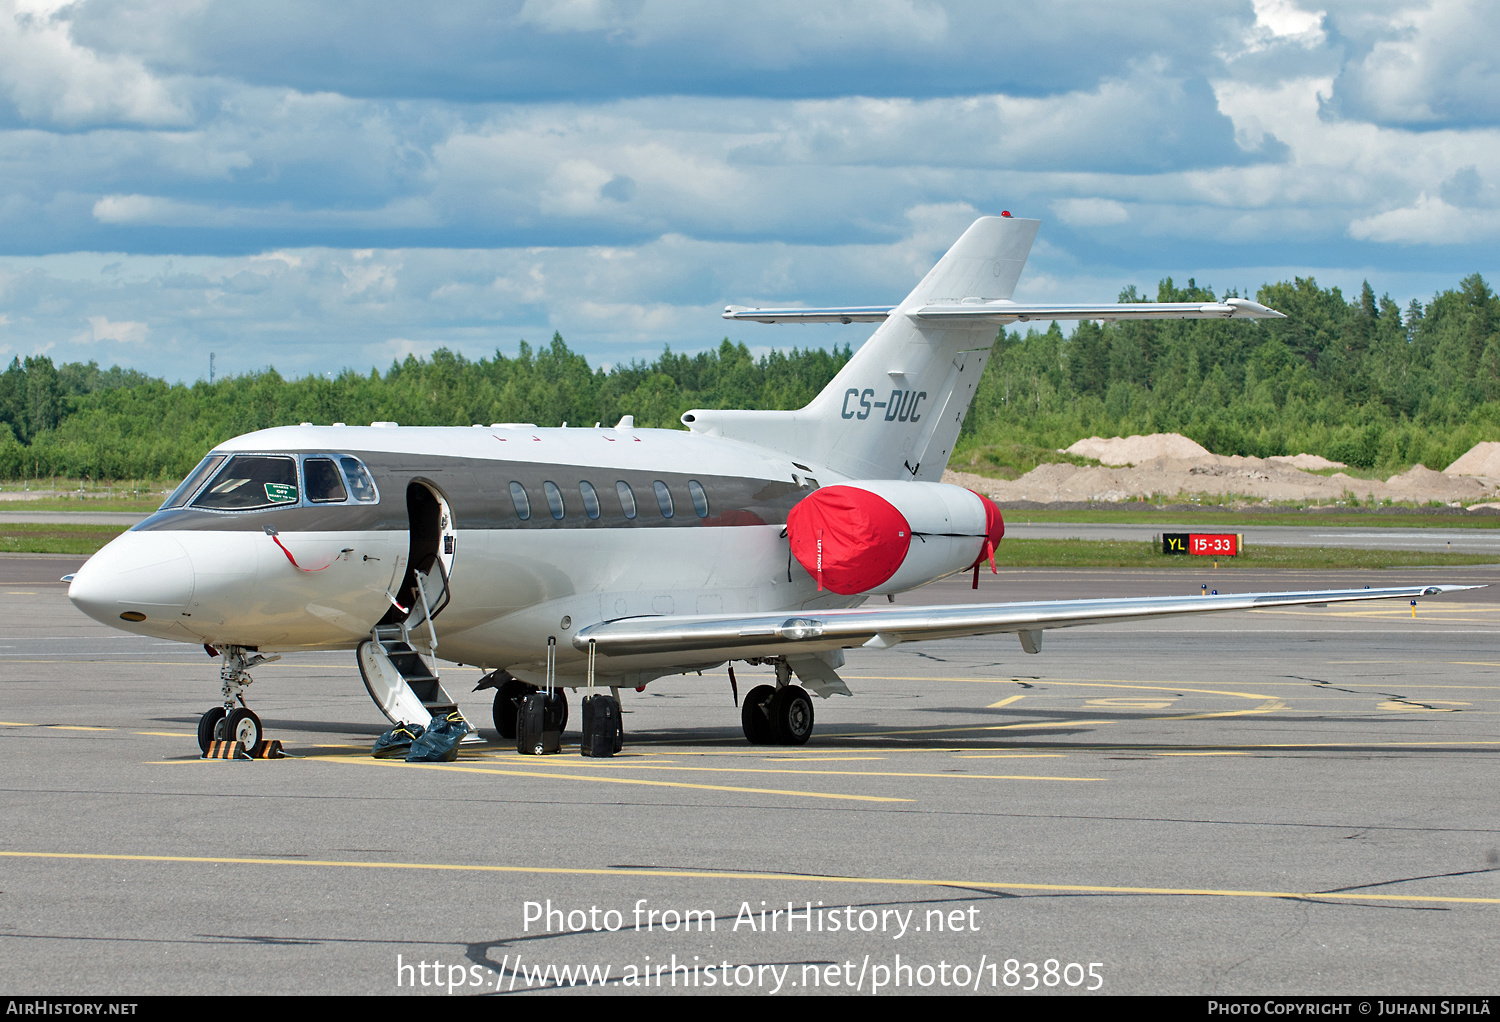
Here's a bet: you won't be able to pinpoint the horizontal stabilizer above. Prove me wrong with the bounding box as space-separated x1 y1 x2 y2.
723 297 1283 325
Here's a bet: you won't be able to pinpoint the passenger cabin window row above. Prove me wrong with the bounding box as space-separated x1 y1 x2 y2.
509 479 710 523
161 453 380 512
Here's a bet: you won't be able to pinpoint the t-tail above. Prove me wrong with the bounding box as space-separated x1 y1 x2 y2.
684 215 1283 481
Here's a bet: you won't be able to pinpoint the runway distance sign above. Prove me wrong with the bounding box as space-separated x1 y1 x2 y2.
1162 533 1241 556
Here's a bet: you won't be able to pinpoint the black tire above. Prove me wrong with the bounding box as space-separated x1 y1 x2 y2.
770 685 814 746
197 706 227 754
741 685 776 744
227 707 263 749
491 677 532 739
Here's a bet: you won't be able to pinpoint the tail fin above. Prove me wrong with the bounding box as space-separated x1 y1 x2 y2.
684 216 1039 480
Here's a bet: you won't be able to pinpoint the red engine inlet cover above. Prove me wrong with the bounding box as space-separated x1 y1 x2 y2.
786 486 912 595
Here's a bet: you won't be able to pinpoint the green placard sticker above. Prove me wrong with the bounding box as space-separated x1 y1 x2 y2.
265 482 298 503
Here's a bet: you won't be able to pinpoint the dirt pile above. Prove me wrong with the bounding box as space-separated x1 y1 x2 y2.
943 433 1498 506
1445 441 1500 478
1065 433 1211 464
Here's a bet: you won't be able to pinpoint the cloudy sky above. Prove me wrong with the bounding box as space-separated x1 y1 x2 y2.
0 0 1496 381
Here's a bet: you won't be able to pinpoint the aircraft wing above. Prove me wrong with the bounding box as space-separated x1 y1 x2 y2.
573 584 1476 657
721 298 1283 324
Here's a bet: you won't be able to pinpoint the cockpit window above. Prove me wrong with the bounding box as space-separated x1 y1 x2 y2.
160 454 226 510
192 455 299 511
305 458 348 503
339 457 378 503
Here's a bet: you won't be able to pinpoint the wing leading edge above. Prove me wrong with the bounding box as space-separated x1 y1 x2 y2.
574 585 1478 657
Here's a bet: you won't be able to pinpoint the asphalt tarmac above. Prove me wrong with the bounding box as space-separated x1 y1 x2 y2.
1 554 1496 996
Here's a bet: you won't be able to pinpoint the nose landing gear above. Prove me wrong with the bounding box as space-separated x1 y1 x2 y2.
196 645 279 754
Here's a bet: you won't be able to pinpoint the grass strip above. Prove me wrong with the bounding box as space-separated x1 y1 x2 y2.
990 539 1499 570
0 523 128 555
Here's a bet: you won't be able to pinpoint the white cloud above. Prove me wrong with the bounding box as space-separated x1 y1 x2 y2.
0 0 189 126
80 315 149 343
1052 198 1130 228
1333 0 1500 125
1348 193 1500 245
1247 0 1327 49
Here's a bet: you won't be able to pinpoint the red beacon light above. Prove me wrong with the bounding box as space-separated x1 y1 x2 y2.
1000 211 1011 217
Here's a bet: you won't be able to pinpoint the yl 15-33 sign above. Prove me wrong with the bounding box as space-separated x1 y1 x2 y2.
1163 533 1241 556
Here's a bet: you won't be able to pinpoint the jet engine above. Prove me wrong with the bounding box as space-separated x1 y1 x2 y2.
785 480 1004 595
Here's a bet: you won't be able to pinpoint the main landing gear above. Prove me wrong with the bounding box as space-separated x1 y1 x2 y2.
741 662 814 746
196 645 280 754
475 670 568 740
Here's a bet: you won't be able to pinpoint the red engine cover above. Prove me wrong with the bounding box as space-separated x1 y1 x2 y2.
786 486 912 595
969 490 1006 567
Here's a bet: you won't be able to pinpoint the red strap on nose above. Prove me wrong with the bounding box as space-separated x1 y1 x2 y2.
265 527 330 572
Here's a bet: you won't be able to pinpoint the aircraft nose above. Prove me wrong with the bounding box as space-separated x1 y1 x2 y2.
69 531 196 627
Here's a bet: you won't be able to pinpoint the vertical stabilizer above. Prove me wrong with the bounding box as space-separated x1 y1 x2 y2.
686 216 1038 480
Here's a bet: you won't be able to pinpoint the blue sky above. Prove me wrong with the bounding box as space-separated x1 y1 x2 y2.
0 0 1497 380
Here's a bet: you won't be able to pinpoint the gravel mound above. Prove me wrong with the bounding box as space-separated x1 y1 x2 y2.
1445 441 1500 477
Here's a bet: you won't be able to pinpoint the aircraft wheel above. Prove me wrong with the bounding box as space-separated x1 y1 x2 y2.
227 707 263 749
741 685 776 744
491 678 532 740
770 685 814 746
197 706 227 754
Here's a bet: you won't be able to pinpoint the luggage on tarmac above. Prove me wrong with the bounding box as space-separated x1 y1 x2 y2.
406 711 470 762
373 721 425 758
518 637 563 755
517 691 561 755
580 693 621 757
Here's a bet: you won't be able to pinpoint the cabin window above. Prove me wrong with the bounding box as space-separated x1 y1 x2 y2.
192 455 299 511
304 458 348 502
544 481 566 520
688 479 710 518
579 480 601 519
161 454 226 510
339 457 379 502
508 481 531 521
616 481 637 519
653 480 674 518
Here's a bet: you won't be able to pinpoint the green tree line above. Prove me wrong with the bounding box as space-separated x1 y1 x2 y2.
0 336 851 480
3 272 1499 482
963 273 1500 473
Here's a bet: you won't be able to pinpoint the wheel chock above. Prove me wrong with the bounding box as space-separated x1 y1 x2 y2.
248 739 285 759
203 740 252 760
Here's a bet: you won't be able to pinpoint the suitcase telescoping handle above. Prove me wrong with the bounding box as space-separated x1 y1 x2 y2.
546 635 556 697
587 638 596 693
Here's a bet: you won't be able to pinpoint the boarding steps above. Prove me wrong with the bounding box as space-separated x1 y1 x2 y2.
356 564 481 743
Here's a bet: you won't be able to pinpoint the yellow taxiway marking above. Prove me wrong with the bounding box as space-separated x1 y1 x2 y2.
1155 751 1249 757
986 694 1025 709
2 850 1494 906
315 756 913 803
45 725 113 731
1087 698 1176 709
818 719 1118 740
763 756 887 762
4 591 37 595
1377 700 1469 713
0 720 38 726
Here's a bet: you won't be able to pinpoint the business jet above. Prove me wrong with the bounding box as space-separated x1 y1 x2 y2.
65 215 1472 752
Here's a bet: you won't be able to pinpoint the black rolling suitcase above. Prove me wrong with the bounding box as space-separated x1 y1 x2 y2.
517 636 563 755
580 638 623 758
581 693 620 757
517 691 560 755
